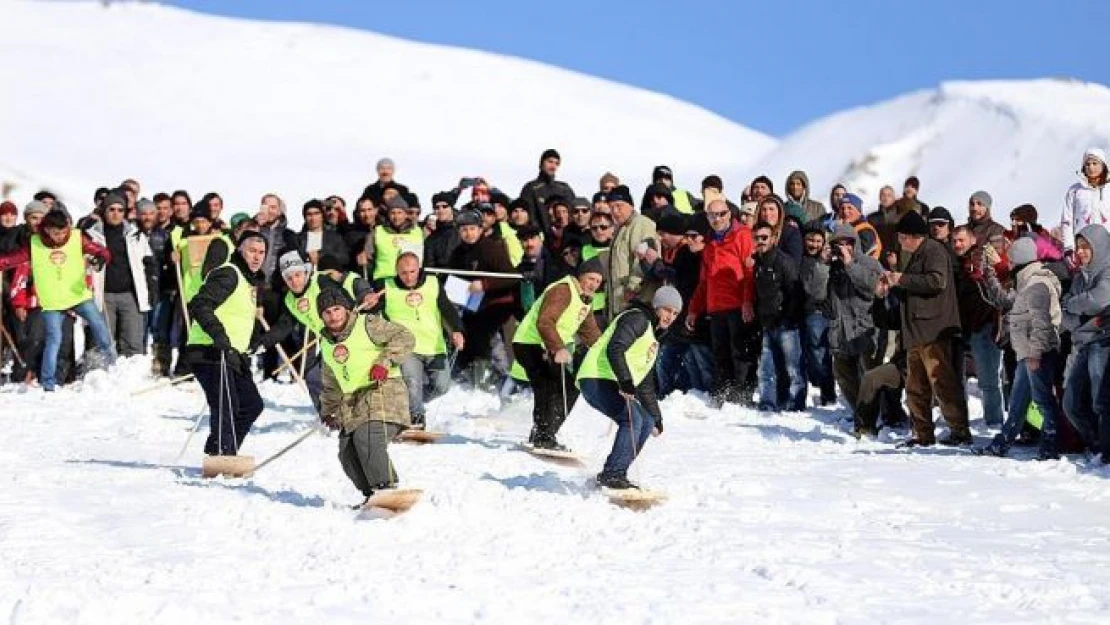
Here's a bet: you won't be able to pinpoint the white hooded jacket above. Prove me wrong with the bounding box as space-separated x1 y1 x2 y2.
1061 147 1110 251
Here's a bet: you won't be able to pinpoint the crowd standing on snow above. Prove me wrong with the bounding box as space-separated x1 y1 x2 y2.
2 147 1110 494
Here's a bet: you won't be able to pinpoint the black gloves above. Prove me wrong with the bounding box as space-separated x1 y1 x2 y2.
617 378 637 397
654 418 663 433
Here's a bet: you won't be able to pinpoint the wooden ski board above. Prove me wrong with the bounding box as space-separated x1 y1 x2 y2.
395 429 444 444
185 234 219 267
518 443 587 467
603 487 667 511
201 455 255 479
361 488 423 516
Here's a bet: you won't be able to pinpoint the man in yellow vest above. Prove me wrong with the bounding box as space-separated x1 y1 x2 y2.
513 258 604 450
316 286 416 505
261 251 377 411
185 232 273 456
373 251 464 429
369 195 424 280
577 286 682 490
0 209 116 391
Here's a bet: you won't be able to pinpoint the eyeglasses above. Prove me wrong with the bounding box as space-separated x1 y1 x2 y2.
573 208 590 215
590 224 612 231
707 210 730 220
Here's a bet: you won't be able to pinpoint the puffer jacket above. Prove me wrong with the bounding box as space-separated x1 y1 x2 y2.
1008 263 1062 361
1061 149 1110 250
1062 224 1110 348
825 225 882 356
319 312 416 431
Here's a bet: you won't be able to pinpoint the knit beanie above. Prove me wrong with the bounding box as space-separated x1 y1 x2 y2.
0 201 17 217
540 148 561 164
316 287 355 317
896 211 929 236
657 213 688 235
578 257 604 279
651 285 683 312
970 190 993 210
279 251 311 279
23 200 48 217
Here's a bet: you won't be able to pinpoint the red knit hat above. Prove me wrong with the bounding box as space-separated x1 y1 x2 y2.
0 201 17 217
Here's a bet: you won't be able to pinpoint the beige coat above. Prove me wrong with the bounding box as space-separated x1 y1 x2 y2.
606 213 657 319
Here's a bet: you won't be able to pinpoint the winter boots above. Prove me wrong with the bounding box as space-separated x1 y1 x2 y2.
151 343 172 378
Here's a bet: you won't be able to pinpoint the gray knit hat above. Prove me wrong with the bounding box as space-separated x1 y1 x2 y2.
970 190 993 210
23 200 48 217
376 157 395 170
1008 236 1038 267
136 199 156 213
651 285 683 312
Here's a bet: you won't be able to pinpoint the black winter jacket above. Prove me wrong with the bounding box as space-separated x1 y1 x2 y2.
754 247 802 329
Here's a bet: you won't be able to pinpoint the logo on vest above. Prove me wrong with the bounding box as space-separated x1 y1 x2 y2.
49 250 66 265
646 340 658 365
296 297 310 313
577 305 589 323
405 291 424 308
332 344 350 364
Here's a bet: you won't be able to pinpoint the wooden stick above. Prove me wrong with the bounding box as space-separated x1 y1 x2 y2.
257 315 312 398
131 373 195 396
174 258 191 328
424 267 523 280
0 324 25 368
252 426 323 473
271 337 318 377
298 330 310 381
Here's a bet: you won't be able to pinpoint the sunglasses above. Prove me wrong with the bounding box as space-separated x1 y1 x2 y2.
590 224 612 231
573 208 590 214
707 210 730 220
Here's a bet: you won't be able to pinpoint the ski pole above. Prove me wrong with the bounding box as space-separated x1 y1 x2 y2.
252 425 326 473
175 399 208 463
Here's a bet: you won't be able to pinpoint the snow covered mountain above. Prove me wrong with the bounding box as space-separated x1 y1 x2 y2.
0 0 774 218
745 79 1110 225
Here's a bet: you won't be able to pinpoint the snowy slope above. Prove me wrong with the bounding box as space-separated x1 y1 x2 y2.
0 1 774 219
745 79 1110 224
3 357 1110 624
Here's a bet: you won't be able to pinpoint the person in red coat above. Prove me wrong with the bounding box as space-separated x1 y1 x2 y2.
686 199 758 406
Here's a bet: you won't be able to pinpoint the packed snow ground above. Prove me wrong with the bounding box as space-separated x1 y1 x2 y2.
2 357 1110 624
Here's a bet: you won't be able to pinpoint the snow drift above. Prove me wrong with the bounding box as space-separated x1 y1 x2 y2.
0 0 774 219
745 79 1110 224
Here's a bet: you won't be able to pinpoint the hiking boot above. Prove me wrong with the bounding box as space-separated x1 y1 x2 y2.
596 473 639 490
1036 448 1060 461
532 438 569 452
410 414 426 430
852 427 879 440
939 432 974 447
896 437 936 449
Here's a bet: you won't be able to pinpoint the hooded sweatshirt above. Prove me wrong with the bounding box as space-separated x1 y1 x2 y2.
783 170 827 226
1062 224 1110 347
826 224 882 356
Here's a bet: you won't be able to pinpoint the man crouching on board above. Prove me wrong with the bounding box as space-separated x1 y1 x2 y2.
316 287 416 505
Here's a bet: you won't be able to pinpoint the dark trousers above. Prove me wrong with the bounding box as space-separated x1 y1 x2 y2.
193 359 264 455
516 343 577 442
459 304 515 371
708 310 759 404
580 378 654 479
339 421 404 496
854 361 904 432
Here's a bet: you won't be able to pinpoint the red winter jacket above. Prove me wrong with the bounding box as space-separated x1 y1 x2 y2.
8 262 38 310
689 221 756 317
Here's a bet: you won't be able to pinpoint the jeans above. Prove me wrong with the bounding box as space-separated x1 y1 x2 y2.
400 353 451 418
1062 341 1110 453
41 299 115 390
580 378 655 479
991 352 1060 455
968 323 1004 426
758 326 806 412
655 341 715 397
147 294 174 346
801 312 836 403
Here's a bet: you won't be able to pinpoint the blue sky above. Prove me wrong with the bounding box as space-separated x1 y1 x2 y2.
168 0 1109 136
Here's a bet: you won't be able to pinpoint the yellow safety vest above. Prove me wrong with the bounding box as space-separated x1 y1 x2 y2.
581 244 608 312
500 222 524 267
576 310 657 386
673 188 694 215
510 276 591 381
284 272 359 333
187 262 256 352
319 315 401 394
373 226 424 280
30 233 91 311
383 276 446 356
